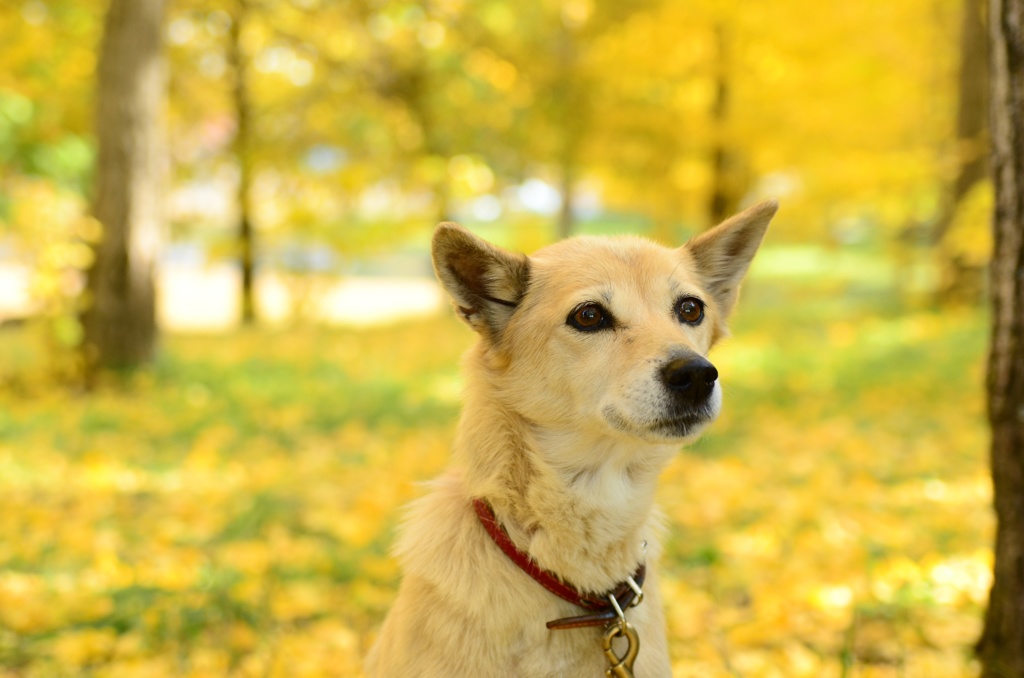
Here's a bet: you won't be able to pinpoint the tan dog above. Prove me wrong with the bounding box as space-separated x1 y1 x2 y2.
365 201 777 677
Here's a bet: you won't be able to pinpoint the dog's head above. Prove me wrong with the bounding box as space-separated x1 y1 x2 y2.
432 201 776 446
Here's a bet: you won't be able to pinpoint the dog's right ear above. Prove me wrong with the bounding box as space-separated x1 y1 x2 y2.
432 222 530 339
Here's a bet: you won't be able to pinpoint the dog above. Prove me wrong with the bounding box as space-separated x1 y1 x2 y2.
364 200 777 677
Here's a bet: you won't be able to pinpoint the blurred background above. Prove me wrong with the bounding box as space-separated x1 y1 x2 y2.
0 0 993 676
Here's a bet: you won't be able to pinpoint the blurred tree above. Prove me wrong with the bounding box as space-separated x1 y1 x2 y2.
157 0 961 255
977 0 1024 673
81 0 166 370
706 22 741 226
361 0 455 224
462 0 657 237
228 0 257 324
0 0 100 188
165 0 434 274
584 0 756 235
551 13 587 239
934 0 990 304
942 0 990 240
0 2 101 369
1 0 972 308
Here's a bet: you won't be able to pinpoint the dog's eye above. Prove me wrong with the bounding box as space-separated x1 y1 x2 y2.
675 297 705 325
568 303 610 331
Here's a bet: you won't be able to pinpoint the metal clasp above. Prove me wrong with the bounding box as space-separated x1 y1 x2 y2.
625 575 643 607
602 620 639 678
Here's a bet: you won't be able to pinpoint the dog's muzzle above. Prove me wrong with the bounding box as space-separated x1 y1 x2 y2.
602 353 721 439
660 354 718 404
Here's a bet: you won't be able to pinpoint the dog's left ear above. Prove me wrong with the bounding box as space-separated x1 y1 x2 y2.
432 222 530 340
684 200 777 317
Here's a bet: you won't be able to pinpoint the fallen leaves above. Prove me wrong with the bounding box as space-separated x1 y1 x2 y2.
0 301 991 676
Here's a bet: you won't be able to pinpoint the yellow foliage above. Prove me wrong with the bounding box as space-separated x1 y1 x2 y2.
50 628 118 668
0 300 992 676
944 180 994 267
0 574 58 634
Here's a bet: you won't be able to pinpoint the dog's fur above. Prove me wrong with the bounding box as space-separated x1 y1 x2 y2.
364 201 777 677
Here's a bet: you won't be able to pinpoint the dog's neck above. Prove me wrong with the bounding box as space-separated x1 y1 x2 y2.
454 385 676 595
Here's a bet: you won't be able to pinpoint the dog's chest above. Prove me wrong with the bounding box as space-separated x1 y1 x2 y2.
507 614 666 678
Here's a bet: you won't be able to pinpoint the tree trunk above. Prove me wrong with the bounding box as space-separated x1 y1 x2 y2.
81 0 166 370
707 23 737 227
934 0 990 304
977 0 1024 674
955 0 991 210
937 0 991 244
399 57 451 224
554 25 583 240
229 0 256 324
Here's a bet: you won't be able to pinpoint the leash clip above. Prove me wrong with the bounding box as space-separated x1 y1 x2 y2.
625 575 643 607
602 619 639 678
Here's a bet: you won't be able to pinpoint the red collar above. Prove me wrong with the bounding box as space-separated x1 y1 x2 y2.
472 497 646 630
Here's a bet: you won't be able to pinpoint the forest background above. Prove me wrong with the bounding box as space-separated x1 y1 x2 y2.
0 0 997 676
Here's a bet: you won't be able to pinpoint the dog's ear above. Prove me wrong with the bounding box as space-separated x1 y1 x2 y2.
684 200 777 317
432 222 530 339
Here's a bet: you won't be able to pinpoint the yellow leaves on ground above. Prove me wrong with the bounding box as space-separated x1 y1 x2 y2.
0 317 474 677
655 300 990 676
0 302 991 676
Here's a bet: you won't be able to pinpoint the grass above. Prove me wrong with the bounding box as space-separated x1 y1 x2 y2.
0 256 991 677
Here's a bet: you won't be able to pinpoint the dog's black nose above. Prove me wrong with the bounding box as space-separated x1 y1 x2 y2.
661 356 718 402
